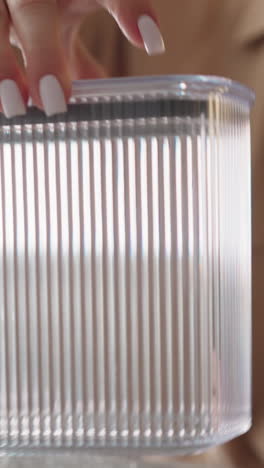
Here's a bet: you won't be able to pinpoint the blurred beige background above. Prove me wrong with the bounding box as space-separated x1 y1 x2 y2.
80 2 264 466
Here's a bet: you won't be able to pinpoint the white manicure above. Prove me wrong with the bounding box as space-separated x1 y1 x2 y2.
39 75 67 116
138 15 165 56
0 80 26 118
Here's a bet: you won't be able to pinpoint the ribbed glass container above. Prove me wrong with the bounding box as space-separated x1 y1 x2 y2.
0 76 254 455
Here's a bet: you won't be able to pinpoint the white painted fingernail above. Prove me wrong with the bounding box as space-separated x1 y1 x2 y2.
0 80 26 118
39 75 67 116
138 15 165 56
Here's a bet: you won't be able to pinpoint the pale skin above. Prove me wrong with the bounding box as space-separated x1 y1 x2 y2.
1 0 165 117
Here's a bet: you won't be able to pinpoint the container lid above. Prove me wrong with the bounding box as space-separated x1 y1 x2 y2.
72 74 255 106
0 75 254 126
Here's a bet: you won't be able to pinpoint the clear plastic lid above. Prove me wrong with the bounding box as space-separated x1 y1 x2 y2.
71 75 255 105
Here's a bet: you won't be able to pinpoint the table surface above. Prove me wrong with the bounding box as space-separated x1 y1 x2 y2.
0 454 231 468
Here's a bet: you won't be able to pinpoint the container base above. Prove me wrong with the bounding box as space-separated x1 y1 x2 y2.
0 419 251 458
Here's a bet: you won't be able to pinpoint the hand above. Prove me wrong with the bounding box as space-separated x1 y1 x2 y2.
0 0 165 117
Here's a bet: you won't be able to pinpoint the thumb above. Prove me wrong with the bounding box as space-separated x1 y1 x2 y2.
98 0 165 55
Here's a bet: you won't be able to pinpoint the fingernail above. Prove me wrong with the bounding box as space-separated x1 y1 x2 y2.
138 15 165 56
0 80 26 118
39 75 67 116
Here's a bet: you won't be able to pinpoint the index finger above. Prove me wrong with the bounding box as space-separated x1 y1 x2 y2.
7 0 70 115
99 0 165 55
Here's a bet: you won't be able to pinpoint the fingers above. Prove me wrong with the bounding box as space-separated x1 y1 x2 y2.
1 0 165 119
6 0 70 115
0 0 27 117
99 0 165 55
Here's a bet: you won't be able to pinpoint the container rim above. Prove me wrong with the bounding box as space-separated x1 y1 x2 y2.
71 75 255 107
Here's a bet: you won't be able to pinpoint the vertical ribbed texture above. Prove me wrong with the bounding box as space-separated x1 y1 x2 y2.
0 94 251 453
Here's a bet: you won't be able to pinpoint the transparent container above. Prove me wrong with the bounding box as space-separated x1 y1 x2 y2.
0 75 254 455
